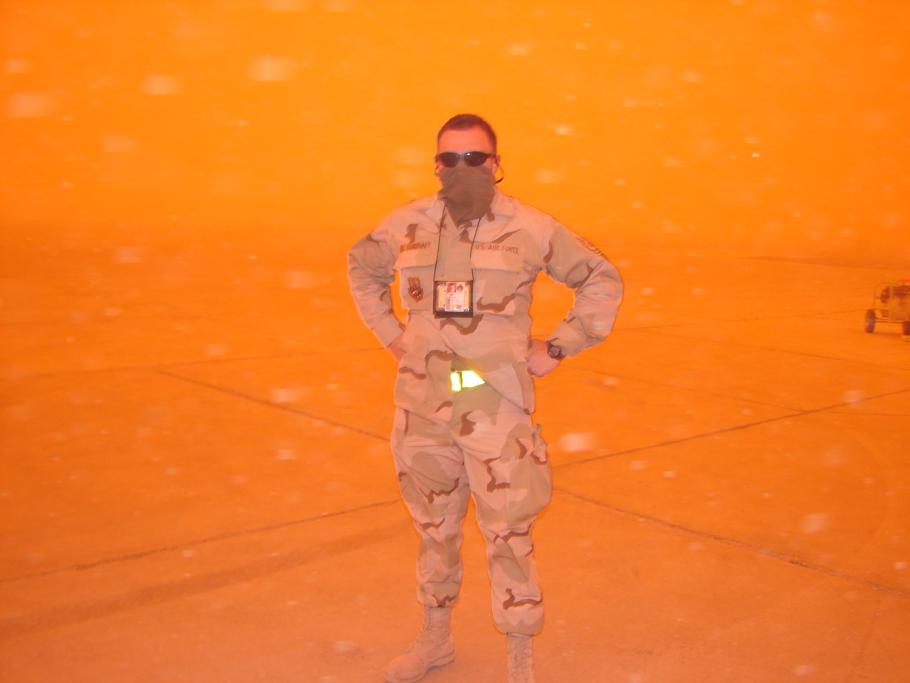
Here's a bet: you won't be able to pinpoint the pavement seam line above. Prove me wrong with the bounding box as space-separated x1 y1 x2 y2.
553 385 910 471
628 326 910 372
556 488 910 600
0 313 207 328
826 411 910 417
0 348 384 382
0 520 409 641
618 307 865 332
160 345 382 369
567 366 803 412
155 367 388 441
0 498 400 585
843 595 884 683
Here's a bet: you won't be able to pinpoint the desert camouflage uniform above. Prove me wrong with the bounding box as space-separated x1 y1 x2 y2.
348 190 622 635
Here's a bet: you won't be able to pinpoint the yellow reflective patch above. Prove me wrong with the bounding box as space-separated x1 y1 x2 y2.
461 370 485 388
450 370 485 392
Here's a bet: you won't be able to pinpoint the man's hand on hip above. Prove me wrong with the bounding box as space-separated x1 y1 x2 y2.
527 339 561 377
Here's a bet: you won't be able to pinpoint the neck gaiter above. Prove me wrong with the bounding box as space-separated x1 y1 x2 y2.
437 164 495 225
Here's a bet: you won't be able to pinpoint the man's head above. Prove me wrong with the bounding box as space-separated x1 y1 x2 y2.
435 113 500 223
435 113 499 174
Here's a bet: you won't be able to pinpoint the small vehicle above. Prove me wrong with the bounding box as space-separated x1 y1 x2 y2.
865 279 910 336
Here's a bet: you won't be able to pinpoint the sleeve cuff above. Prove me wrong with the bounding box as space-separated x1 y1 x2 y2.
547 321 587 358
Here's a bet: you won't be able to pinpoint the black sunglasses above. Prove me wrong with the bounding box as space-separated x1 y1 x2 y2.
434 151 495 168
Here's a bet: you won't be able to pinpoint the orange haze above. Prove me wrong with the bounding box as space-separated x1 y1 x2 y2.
2 1 909 264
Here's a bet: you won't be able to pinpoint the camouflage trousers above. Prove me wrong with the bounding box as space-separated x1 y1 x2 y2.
391 383 552 636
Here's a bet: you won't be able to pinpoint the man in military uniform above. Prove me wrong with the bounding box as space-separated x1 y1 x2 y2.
347 113 623 683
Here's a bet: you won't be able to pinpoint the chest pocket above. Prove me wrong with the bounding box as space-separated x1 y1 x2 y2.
470 248 530 316
396 246 436 310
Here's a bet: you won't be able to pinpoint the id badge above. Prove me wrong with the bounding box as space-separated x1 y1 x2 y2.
433 280 474 318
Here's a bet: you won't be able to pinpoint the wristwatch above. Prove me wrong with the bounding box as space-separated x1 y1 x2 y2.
546 341 565 360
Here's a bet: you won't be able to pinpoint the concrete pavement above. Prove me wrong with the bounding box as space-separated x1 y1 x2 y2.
1 231 908 682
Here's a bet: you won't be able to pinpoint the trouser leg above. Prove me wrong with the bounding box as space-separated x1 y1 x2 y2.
391 406 471 608
455 386 552 636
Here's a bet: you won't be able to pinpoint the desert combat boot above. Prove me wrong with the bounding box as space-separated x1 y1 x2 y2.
506 633 535 683
384 606 455 683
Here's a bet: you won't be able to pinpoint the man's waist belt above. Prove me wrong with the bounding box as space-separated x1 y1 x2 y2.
450 370 485 392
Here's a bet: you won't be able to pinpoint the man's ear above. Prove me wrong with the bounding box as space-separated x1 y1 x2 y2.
494 157 505 184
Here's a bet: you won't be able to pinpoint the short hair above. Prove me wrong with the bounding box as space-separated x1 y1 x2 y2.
436 113 498 152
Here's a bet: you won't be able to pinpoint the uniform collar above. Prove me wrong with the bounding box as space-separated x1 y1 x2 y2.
425 189 515 231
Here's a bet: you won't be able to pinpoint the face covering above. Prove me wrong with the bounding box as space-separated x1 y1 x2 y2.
437 163 495 225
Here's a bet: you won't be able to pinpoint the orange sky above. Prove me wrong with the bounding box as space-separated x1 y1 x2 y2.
2 1 908 263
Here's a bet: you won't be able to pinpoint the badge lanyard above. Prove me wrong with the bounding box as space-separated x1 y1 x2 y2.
432 207 481 318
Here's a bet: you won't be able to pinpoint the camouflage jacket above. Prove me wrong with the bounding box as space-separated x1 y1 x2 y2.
347 191 623 421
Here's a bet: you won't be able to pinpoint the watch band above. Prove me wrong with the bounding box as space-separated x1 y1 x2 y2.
546 341 565 360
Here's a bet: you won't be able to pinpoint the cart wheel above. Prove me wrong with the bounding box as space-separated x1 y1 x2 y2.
864 310 876 333
903 320 910 337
